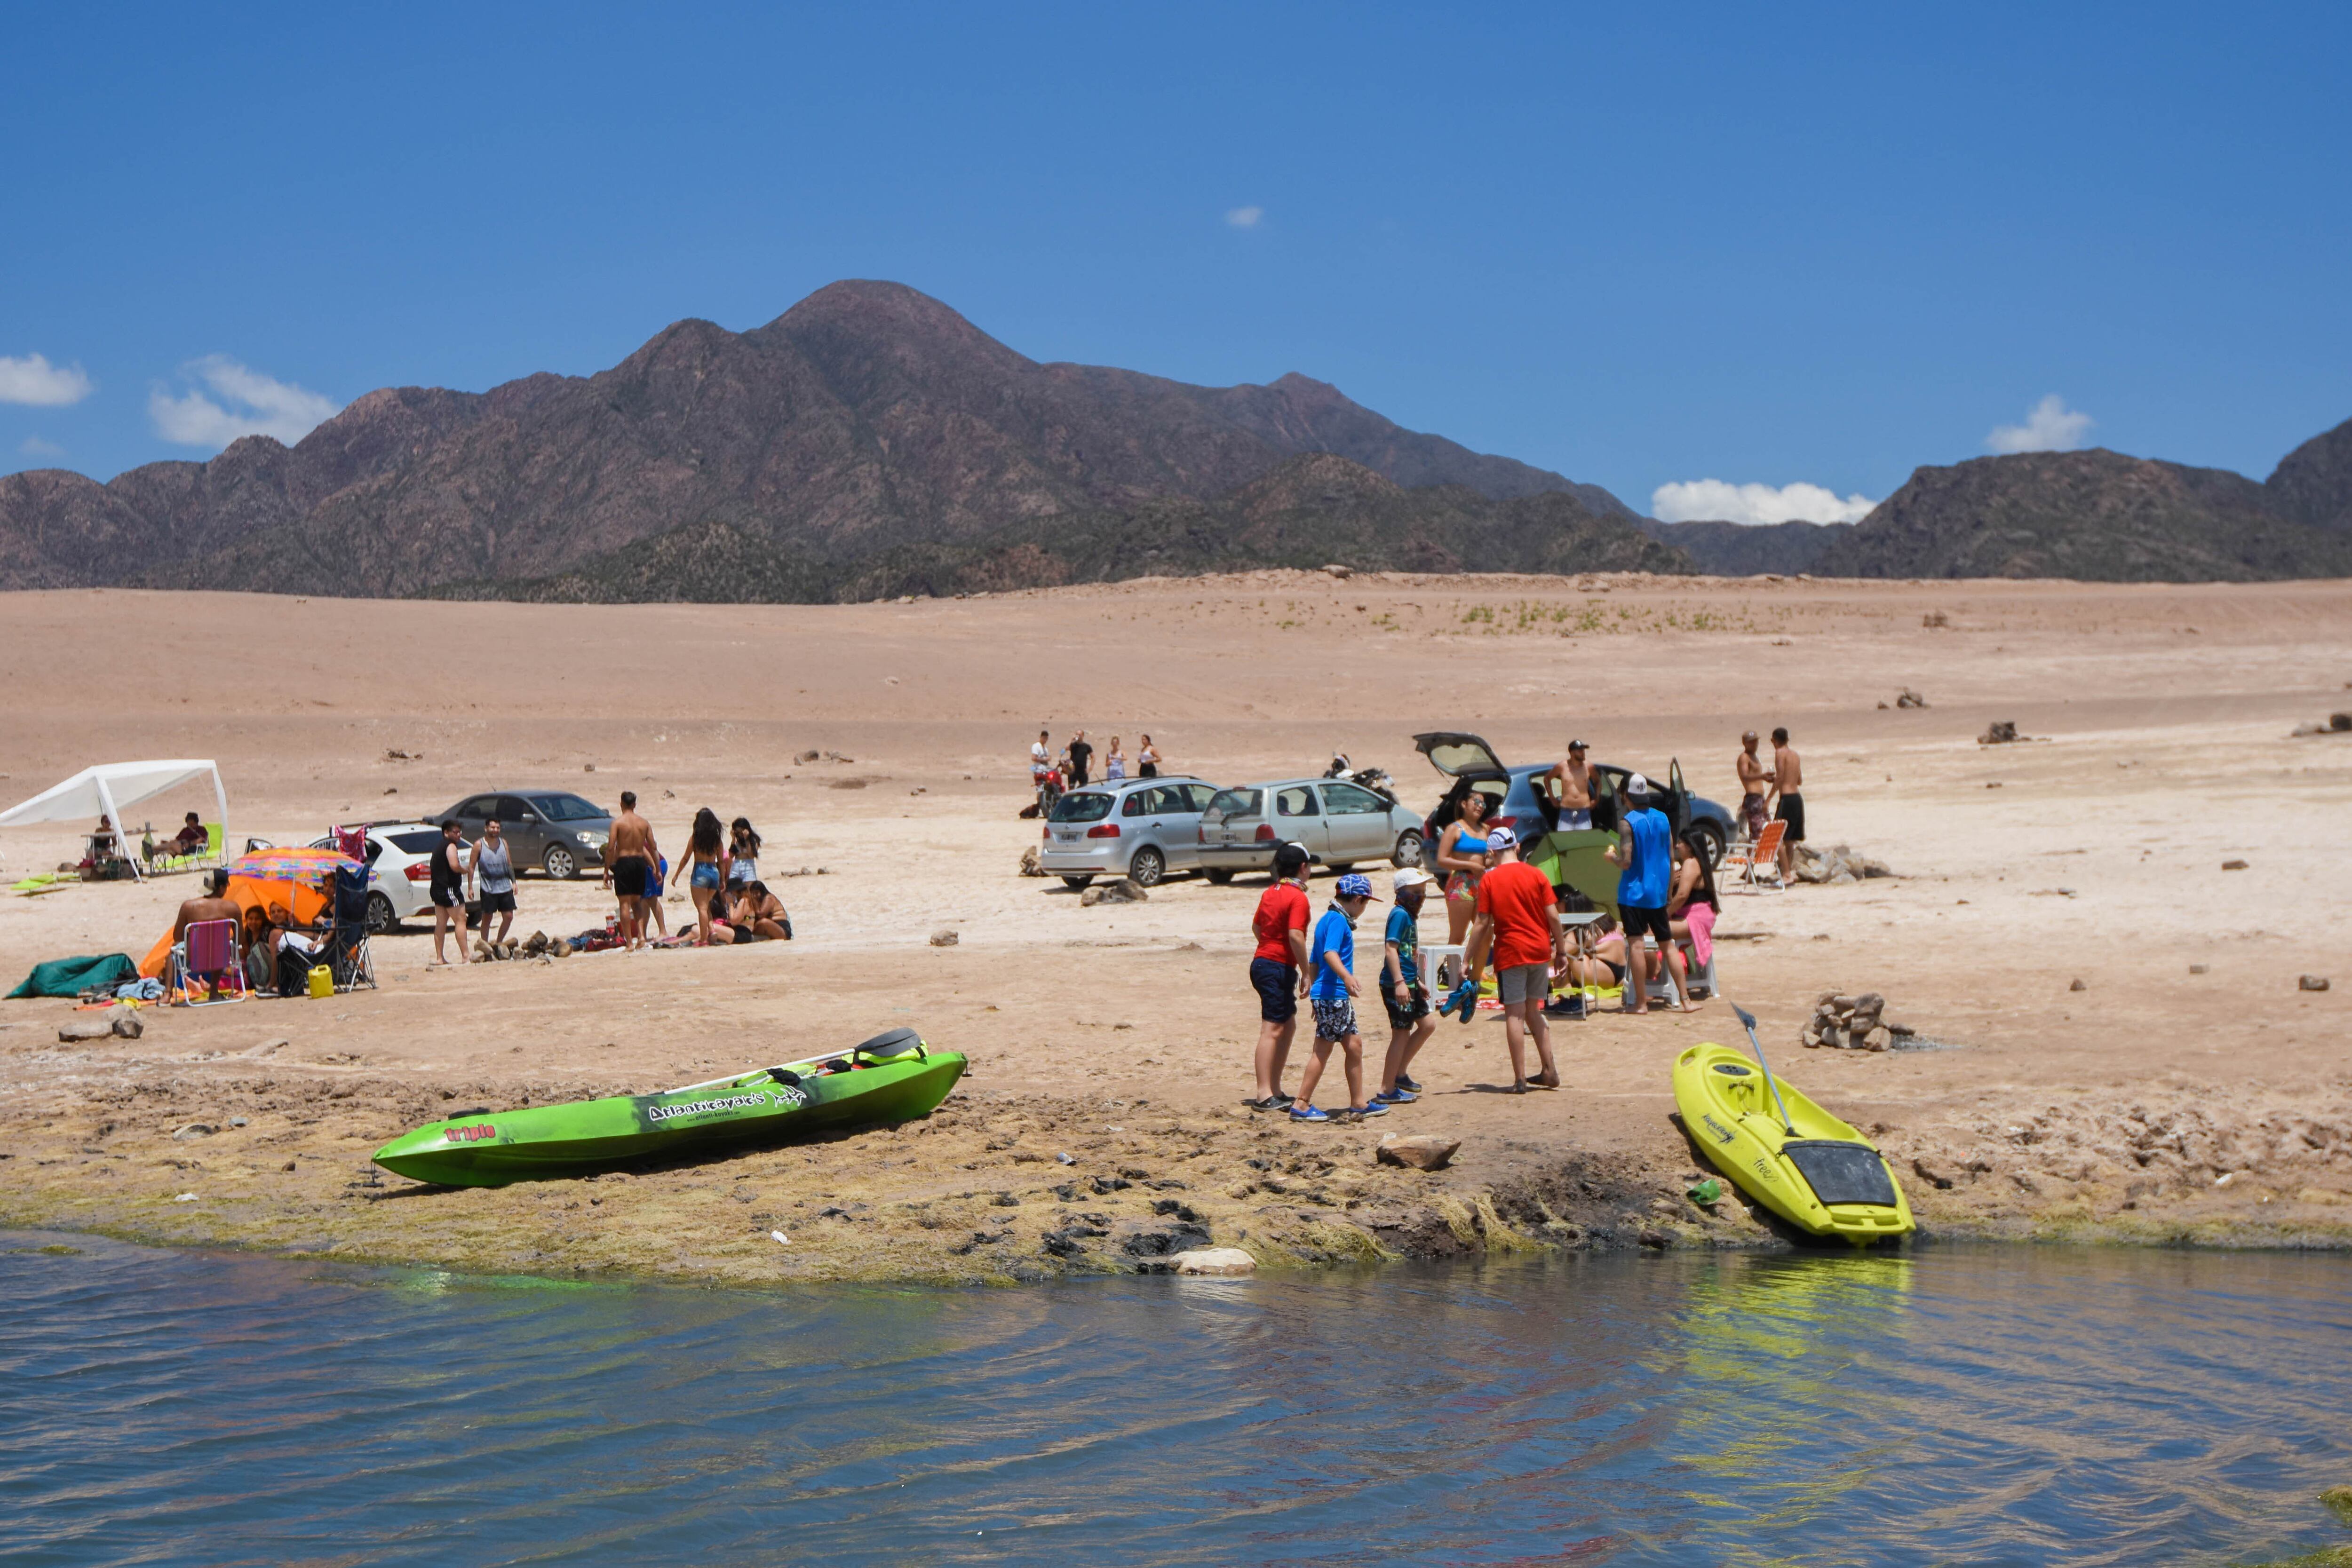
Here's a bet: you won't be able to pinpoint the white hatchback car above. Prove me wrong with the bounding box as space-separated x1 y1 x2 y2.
305 821 464 933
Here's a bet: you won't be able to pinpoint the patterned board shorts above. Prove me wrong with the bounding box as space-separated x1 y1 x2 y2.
1311 996 1359 1041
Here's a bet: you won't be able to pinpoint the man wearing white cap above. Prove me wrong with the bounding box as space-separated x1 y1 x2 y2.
1375 866 1438 1105
1604 773 1694 1014
1462 825 1566 1093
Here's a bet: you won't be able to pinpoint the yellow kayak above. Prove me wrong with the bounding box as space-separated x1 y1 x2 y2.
1673 1040 1915 1244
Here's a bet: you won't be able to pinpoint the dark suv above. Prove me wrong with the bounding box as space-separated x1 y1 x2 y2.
434 790 612 880
1410 732 1734 866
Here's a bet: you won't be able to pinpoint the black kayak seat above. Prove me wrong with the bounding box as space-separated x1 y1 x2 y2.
851 1027 926 1062
1781 1140 1899 1208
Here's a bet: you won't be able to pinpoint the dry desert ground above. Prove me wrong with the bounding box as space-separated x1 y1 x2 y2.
2 571 2349 1281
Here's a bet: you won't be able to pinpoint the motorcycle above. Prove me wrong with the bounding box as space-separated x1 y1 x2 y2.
1322 752 1396 801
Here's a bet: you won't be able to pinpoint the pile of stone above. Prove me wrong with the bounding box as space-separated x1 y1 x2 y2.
1801 991 1913 1051
1079 878 1149 907
1979 720 2020 744
1789 843 1896 884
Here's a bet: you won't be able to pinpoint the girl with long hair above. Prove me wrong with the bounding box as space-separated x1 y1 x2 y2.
727 817 762 891
670 808 731 947
1433 785 1493 953
1667 832 1720 990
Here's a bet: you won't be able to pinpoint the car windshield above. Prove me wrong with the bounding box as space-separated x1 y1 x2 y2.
532 793 605 821
388 830 443 854
1049 792 1115 824
1206 788 1261 820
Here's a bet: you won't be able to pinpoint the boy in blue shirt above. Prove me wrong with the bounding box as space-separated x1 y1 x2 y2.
1375 866 1437 1104
1291 873 1389 1123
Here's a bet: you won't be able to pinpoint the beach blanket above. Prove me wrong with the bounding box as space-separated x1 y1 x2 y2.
7 952 137 1000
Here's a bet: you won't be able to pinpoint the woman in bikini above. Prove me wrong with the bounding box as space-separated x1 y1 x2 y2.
1433 786 1493 954
669 808 731 947
1667 831 1720 995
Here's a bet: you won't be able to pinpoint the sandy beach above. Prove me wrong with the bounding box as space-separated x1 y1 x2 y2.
2 571 2349 1283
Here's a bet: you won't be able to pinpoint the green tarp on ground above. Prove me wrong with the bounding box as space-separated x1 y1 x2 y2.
6 952 137 1000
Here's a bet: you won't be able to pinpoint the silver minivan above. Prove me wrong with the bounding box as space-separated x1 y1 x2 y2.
1037 776 1221 890
1194 777 1425 882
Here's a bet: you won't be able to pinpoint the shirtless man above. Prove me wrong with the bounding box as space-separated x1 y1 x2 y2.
170 869 241 998
1767 727 1804 880
601 790 660 951
1735 731 1770 845
1544 739 1596 830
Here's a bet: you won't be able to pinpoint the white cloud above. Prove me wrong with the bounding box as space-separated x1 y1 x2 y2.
1224 205 1263 229
1986 394 2092 455
1651 478 1878 526
149 356 341 450
18 435 67 459
0 353 95 406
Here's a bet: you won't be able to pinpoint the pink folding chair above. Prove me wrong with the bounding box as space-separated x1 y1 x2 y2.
170 917 248 1006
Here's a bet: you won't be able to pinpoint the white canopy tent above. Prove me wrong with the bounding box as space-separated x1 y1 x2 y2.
0 760 229 880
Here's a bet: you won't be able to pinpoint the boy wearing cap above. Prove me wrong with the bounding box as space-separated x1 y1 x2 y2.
1292 872 1387 1123
1248 841 1314 1110
1604 774 1693 1014
1463 826 1566 1092
1376 866 1438 1104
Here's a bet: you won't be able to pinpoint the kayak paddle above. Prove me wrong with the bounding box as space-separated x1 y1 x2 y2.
1729 1000 1797 1138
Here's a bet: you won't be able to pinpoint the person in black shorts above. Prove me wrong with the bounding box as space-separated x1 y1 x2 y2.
1247 841 1312 1109
1066 729 1093 787
428 818 472 966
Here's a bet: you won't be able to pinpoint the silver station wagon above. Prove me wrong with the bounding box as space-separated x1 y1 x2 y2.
1037 776 1222 890
1194 777 1425 882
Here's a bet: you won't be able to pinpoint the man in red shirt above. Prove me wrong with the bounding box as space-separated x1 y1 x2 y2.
1248 841 1313 1110
1463 826 1566 1093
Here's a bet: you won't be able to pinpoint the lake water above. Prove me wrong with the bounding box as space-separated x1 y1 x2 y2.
5 1234 2350 1567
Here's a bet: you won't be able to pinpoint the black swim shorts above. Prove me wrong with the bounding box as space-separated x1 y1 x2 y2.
1382 981 1430 1029
1775 792 1805 842
480 889 516 914
1621 903 1673 949
1250 957 1298 1023
612 857 651 898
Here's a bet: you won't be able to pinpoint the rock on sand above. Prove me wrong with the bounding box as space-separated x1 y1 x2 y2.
1376 1134 1459 1171
1170 1247 1256 1276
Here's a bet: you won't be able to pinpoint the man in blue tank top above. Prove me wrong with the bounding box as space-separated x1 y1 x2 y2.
1605 775 1695 1014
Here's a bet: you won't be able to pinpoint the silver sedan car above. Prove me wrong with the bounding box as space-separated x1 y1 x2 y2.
1194 777 1425 882
1037 776 1222 890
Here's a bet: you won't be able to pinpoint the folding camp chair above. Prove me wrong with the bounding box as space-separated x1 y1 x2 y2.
1721 818 1787 893
167 917 247 1006
327 861 377 991
149 823 223 875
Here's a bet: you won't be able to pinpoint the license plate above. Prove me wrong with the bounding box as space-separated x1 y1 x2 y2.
1054 830 1080 842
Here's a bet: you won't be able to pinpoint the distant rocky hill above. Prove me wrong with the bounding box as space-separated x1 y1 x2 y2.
457 453 1689 603
1639 518 1851 577
1817 430 2352 581
0 280 1639 601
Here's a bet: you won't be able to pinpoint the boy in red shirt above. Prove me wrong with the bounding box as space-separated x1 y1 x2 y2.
1248 841 1313 1109
1462 826 1566 1093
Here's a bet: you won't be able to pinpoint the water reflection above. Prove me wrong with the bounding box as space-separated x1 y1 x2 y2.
2 1237 2349 1566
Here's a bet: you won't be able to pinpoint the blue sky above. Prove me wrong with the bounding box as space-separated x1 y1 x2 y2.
4 2 2347 521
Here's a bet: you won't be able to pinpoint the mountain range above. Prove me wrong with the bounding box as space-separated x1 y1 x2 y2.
3 278 2348 596
0 280 1660 600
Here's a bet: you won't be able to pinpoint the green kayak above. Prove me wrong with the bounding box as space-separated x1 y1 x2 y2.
372 1028 964 1187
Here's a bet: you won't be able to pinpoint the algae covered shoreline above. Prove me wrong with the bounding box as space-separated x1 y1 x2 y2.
7 1046 2352 1288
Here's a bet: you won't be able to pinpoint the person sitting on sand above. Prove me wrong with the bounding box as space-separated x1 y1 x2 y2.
726 881 792 942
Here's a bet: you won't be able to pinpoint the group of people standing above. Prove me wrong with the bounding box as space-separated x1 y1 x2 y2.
1244 758 1731 1117
1029 728 1163 801
596 794 790 952
415 796 791 963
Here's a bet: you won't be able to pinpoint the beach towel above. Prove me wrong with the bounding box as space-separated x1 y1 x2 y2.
8 952 137 1000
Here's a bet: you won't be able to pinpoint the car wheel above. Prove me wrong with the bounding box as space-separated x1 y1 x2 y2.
1061 875 1095 890
365 892 398 934
1326 862 1354 875
1202 868 1235 886
1686 819 1726 869
542 844 579 881
1128 847 1166 887
1392 831 1424 868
